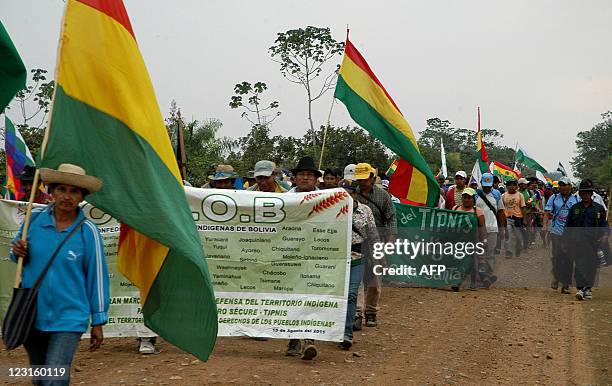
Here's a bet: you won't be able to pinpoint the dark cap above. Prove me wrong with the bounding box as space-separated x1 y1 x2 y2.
339 179 358 193
578 179 595 192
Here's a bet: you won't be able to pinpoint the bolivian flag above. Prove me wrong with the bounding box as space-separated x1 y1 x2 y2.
334 37 439 206
40 0 217 360
492 161 519 180
476 107 489 173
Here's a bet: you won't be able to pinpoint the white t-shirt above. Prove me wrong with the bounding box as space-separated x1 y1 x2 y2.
476 190 505 233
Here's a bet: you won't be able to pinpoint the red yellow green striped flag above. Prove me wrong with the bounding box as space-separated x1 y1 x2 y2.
476 107 489 173
40 0 217 360
492 161 519 180
386 159 399 177
334 36 438 206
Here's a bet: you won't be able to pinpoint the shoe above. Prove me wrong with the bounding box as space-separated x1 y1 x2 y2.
252 337 268 341
353 316 363 331
515 249 521 258
338 339 352 350
451 286 460 292
505 251 513 259
551 280 559 290
469 281 478 290
365 314 377 327
139 339 155 355
561 286 571 294
575 289 585 300
301 340 318 360
286 339 301 357
481 275 497 289
584 289 593 299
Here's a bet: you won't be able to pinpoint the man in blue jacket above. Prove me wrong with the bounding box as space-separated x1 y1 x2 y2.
11 163 109 385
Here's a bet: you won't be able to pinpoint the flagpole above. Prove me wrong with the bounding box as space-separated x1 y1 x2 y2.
318 96 336 170
512 141 519 169
177 109 187 181
14 2 68 289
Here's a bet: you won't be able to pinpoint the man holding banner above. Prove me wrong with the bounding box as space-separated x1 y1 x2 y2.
354 163 397 329
286 156 321 360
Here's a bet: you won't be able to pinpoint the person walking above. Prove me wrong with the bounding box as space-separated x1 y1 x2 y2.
544 177 579 294
338 180 379 349
564 180 609 300
475 173 506 287
286 156 320 360
354 163 397 329
502 180 526 258
10 164 109 385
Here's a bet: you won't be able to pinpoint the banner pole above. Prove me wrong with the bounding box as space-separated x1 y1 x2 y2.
318 96 336 170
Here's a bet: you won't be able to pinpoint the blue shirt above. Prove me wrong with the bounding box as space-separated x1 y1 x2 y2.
11 205 109 332
544 193 580 236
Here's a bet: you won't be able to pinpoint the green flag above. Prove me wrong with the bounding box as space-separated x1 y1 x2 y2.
0 22 26 113
516 147 547 173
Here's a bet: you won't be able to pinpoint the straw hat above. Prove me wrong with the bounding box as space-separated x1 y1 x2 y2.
40 163 103 194
212 164 238 180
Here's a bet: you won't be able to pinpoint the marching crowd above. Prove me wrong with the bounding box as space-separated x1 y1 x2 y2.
6 156 610 382
193 156 610 359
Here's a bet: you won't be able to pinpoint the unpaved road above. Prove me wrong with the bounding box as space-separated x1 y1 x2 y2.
2 245 611 385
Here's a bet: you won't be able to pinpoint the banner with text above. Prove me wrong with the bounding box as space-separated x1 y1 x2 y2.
0 188 352 341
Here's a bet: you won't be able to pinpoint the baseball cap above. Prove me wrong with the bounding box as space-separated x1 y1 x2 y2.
518 177 528 185
462 187 476 196
481 173 494 187
254 160 276 177
339 179 358 192
354 163 376 180
455 171 467 179
558 177 571 185
343 164 356 180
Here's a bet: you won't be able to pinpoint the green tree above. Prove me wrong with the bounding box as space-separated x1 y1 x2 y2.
165 101 228 187
0 68 54 181
271 135 302 169
417 117 515 175
3 68 55 162
308 125 392 173
570 111 612 189
269 26 344 157
229 81 280 127
231 125 276 174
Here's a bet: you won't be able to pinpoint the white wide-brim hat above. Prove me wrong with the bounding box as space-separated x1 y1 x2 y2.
40 163 103 194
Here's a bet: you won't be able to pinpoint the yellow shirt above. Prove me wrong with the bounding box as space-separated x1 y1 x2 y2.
502 191 526 218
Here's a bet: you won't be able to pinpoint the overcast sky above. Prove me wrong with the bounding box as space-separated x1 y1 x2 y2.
2 0 611 175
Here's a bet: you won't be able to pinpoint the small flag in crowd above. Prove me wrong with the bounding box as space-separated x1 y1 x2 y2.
515 146 547 173
556 162 567 176
386 159 399 176
4 117 35 200
334 35 439 206
492 161 519 180
535 171 549 185
440 139 448 178
40 0 217 360
476 107 489 173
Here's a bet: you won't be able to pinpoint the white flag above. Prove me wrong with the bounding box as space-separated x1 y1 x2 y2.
535 171 547 184
440 140 448 178
469 161 482 188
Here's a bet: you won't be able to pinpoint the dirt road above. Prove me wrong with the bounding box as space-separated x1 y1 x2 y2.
2 246 611 385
